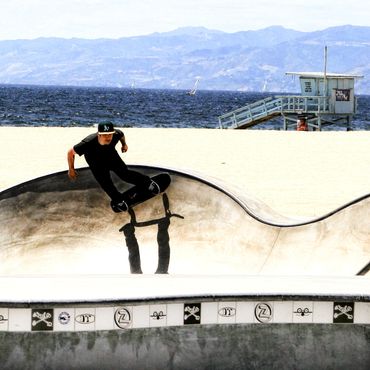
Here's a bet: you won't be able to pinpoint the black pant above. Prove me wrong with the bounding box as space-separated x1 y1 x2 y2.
88 156 151 202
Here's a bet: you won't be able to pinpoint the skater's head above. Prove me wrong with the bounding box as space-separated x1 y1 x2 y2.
97 122 115 145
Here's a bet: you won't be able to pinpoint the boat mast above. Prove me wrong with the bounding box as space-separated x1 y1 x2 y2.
323 46 328 97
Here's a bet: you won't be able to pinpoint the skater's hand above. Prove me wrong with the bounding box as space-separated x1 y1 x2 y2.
121 143 128 153
68 168 78 180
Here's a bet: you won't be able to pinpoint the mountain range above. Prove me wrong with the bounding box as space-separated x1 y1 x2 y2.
0 25 368 93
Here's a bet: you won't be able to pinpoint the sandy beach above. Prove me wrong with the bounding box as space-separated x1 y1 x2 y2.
1 127 370 218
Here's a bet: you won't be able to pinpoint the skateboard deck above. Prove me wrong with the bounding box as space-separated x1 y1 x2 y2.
111 173 171 213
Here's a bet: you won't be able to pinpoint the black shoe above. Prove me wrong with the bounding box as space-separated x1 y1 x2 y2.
111 199 128 212
148 180 160 195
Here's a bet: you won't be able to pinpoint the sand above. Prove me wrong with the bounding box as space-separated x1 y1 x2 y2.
1 127 370 217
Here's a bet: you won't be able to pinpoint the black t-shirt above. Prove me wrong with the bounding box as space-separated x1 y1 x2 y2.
74 129 124 167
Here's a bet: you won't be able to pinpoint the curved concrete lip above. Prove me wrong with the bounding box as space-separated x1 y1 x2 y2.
0 165 369 303
1 275 370 305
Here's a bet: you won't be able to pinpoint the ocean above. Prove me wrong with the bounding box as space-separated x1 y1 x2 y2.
0 84 369 130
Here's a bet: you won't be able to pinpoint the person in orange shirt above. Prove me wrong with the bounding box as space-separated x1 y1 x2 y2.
297 117 308 131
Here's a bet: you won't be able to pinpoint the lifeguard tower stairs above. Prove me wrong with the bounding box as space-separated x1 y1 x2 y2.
218 72 363 130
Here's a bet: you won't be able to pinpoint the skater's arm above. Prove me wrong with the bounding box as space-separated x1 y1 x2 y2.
115 129 128 153
67 148 78 180
120 135 128 153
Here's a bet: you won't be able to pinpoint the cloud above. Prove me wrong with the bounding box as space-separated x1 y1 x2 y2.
0 0 369 40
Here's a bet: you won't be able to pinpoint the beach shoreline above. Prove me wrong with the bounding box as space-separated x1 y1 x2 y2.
1 127 370 218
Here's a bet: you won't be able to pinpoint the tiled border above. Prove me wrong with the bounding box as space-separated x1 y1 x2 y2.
0 301 369 332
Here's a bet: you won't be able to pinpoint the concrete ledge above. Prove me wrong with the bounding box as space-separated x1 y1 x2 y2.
1 275 370 304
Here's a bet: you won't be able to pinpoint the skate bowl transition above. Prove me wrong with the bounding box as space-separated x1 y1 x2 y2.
0 165 370 369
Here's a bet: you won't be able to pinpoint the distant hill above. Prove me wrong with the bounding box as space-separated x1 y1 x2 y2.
0 25 368 93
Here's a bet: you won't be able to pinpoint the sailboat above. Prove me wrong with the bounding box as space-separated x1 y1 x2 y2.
187 78 200 96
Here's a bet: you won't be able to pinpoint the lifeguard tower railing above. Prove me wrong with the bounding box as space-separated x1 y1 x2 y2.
218 95 331 129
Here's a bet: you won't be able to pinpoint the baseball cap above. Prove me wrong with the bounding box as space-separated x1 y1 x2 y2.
98 122 115 134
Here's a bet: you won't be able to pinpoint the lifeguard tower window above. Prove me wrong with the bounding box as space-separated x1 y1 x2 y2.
336 89 350 102
304 81 312 93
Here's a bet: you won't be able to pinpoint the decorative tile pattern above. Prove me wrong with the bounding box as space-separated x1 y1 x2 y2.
217 302 237 324
0 308 9 331
114 306 133 329
54 308 74 331
0 301 369 332
183 303 201 325
333 302 354 323
293 301 313 323
149 304 167 327
31 309 54 331
254 302 273 323
75 308 96 331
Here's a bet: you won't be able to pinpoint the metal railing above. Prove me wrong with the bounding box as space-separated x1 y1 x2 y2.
218 95 331 129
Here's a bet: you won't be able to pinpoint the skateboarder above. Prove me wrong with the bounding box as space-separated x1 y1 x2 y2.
67 122 159 211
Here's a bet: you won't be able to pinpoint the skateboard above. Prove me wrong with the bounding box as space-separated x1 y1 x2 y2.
111 173 171 213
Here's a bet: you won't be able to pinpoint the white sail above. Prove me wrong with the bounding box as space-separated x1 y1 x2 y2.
187 78 200 95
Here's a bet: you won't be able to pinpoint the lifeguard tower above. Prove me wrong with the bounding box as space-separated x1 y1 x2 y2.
218 71 363 131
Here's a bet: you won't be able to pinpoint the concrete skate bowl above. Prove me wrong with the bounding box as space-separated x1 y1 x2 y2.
1 165 370 369
0 165 370 276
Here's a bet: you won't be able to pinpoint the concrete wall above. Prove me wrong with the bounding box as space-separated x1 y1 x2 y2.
1 324 370 369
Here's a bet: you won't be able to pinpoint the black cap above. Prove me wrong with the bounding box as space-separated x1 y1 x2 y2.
98 122 115 134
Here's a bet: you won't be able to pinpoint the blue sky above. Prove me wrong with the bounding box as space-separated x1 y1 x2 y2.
1 0 369 40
